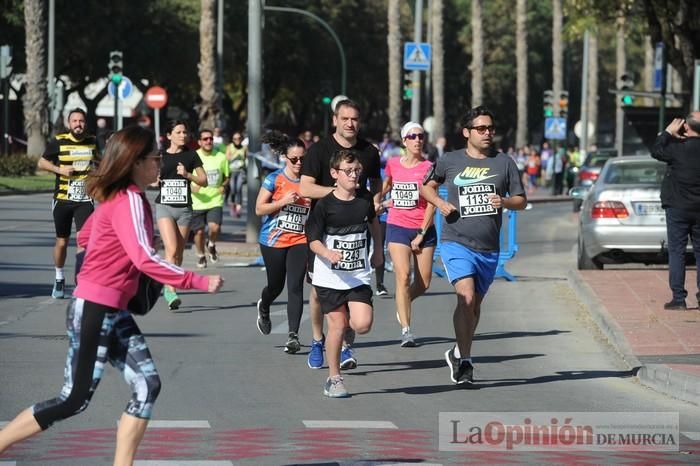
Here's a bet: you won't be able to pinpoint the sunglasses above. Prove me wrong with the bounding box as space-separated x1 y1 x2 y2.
469 125 496 135
286 156 304 164
405 133 425 141
200 137 213 141
336 167 362 177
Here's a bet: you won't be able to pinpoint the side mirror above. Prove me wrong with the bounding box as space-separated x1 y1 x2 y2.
569 186 590 199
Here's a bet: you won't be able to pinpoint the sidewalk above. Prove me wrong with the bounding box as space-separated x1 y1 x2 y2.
569 267 700 406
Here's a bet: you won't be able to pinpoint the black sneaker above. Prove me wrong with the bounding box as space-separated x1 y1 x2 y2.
375 284 388 296
208 243 218 263
664 300 687 311
196 255 207 269
284 332 301 354
256 298 271 335
51 279 65 299
444 347 474 384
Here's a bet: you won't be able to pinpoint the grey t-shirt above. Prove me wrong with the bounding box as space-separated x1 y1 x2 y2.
433 149 525 252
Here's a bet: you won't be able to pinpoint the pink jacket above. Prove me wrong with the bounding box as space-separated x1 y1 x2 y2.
74 185 209 310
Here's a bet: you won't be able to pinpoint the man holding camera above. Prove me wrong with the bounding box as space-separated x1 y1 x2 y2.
651 113 700 310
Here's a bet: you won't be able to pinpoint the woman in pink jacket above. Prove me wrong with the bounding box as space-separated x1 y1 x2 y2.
0 126 223 466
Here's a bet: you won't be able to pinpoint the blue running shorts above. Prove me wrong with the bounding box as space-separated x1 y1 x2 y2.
440 241 499 296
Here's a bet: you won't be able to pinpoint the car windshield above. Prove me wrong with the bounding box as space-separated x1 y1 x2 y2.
585 153 615 168
603 162 666 185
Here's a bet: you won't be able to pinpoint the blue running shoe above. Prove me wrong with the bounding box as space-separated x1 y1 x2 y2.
307 337 324 369
340 345 357 370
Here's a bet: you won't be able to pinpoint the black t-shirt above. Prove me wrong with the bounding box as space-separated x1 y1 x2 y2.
301 136 381 196
155 150 203 206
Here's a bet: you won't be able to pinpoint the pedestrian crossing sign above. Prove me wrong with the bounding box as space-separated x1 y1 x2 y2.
544 117 567 140
404 42 431 71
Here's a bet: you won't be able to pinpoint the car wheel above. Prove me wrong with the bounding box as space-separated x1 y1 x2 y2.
578 234 603 270
573 198 582 213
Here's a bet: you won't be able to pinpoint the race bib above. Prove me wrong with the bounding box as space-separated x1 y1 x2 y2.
160 179 188 204
72 159 91 171
391 182 419 209
331 238 367 271
230 159 245 171
206 169 221 187
277 204 310 233
458 184 497 217
67 179 89 201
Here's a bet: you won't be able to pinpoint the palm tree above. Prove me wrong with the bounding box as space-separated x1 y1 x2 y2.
431 0 445 140
552 0 563 117
515 0 528 148
387 0 401 140
198 0 218 130
470 0 483 107
24 0 48 156
587 32 599 147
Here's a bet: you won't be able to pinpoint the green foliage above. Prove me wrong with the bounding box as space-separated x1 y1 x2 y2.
0 155 39 177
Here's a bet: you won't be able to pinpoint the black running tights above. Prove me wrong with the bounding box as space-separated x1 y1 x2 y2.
260 243 308 334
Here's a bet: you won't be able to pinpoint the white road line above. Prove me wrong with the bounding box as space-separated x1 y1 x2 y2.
303 420 398 429
134 462 233 466
0 462 18 465
683 431 700 440
116 420 211 428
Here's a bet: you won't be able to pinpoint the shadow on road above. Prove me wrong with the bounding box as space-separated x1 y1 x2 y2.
0 282 55 298
475 329 570 340
349 354 545 376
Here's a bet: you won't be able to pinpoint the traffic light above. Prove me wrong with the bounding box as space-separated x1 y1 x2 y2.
618 72 635 106
543 90 554 117
0 45 12 79
559 91 569 117
320 80 333 106
108 50 123 85
403 73 413 100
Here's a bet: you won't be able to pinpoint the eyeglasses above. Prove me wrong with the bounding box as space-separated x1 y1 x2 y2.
286 156 304 164
405 133 425 141
337 167 362 177
200 137 213 141
469 125 496 135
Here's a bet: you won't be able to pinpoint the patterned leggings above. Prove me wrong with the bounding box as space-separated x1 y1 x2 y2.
32 298 161 430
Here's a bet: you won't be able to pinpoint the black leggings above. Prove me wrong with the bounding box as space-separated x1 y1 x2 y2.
260 243 308 334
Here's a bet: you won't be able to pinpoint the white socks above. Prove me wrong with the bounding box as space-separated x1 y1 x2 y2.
55 267 64 281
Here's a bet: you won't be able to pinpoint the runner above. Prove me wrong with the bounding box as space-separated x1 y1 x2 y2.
155 120 208 310
306 149 383 397
380 122 436 347
300 98 382 370
191 129 230 268
37 108 99 298
226 131 247 218
254 132 311 354
421 106 526 384
0 126 223 465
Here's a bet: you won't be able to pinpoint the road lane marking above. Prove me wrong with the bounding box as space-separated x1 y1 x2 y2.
116 420 211 428
683 431 700 440
0 462 17 465
303 420 398 429
134 462 233 466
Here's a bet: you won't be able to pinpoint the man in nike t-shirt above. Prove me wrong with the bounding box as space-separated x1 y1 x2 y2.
421 106 526 385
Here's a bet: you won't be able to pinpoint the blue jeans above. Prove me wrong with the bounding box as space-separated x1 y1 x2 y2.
665 207 700 302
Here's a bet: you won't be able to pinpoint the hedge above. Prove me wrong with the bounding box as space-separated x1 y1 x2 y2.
0 154 39 176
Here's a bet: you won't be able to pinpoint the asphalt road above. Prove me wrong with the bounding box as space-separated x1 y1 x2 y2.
1 193 699 465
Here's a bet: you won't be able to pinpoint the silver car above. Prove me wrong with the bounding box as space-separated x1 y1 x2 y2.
573 156 673 270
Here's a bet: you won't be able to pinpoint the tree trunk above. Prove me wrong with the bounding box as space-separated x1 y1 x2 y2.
387 0 401 140
515 0 528 148
551 0 563 117
470 0 483 107
431 0 445 140
643 35 654 106
587 32 598 147
23 0 48 157
198 0 218 130
616 16 626 155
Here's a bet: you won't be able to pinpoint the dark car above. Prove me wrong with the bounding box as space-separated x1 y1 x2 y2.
571 149 617 212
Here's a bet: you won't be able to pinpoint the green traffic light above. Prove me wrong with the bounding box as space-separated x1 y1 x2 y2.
621 95 634 105
544 109 553 117
111 74 123 85
322 96 332 105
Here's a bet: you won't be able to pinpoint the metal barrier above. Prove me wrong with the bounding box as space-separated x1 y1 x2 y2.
432 186 519 281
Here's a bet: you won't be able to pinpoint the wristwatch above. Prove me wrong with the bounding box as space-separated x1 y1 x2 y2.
417 228 426 236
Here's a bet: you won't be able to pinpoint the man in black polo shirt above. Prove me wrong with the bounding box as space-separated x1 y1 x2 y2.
300 99 381 370
652 113 700 310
